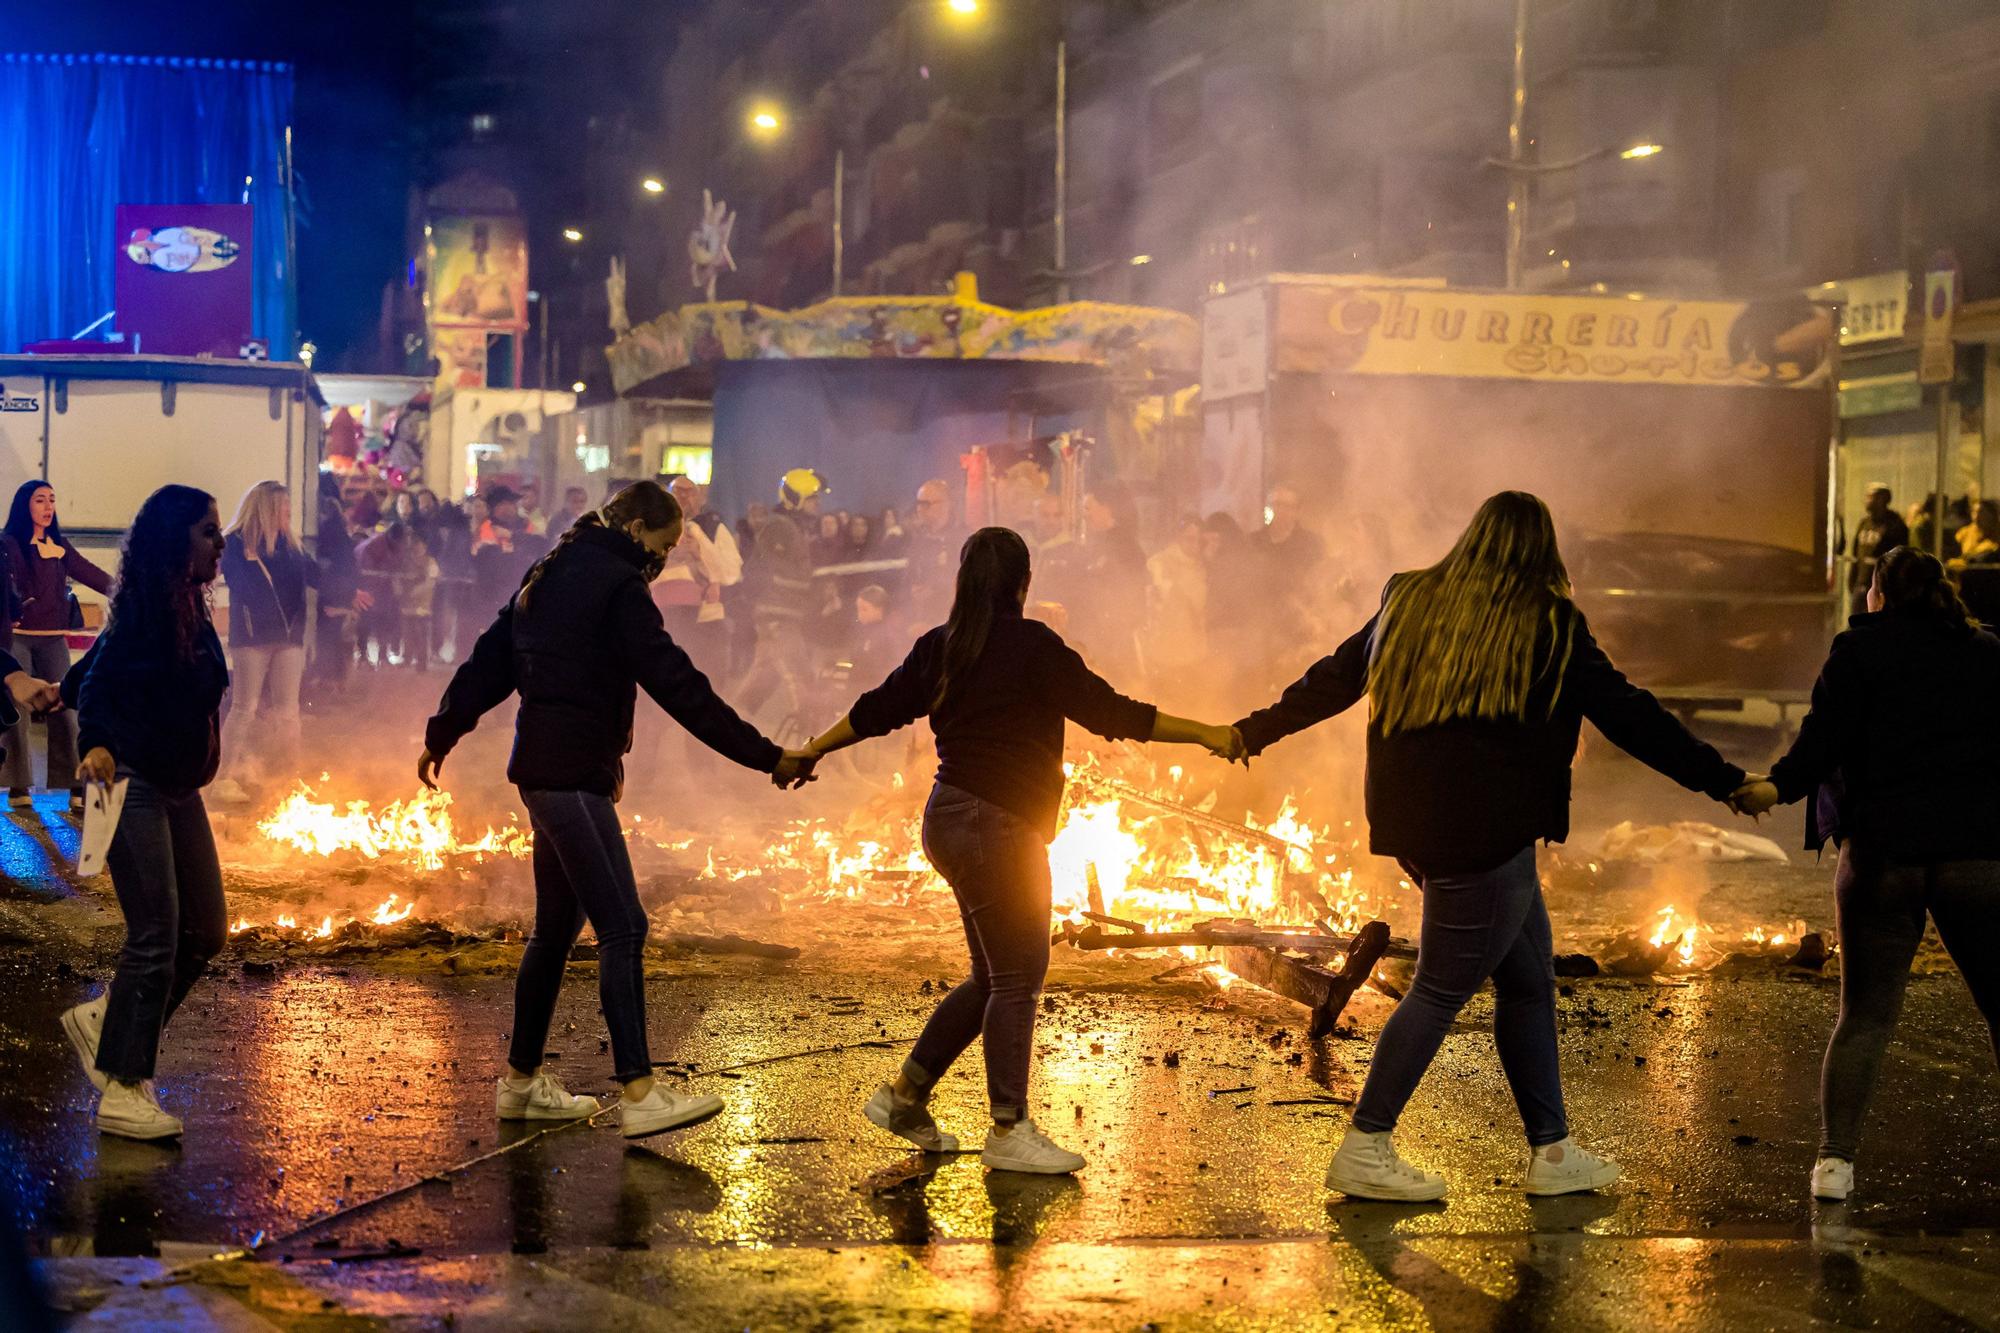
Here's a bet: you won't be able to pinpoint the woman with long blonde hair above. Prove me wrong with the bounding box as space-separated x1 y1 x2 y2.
1234 492 1748 1202
214 481 318 803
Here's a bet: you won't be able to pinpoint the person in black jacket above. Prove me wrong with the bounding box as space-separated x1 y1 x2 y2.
1233 492 1747 1203
800 527 1244 1175
59 486 230 1143
1734 546 2000 1204
419 481 817 1141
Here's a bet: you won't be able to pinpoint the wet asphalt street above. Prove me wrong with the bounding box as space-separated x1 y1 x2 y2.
0 793 1997 1329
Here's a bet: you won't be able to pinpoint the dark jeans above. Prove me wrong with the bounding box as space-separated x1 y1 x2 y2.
0 632 76 790
1821 846 2000 1160
1352 846 1568 1147
96 774 227 1082
514 788 653 1083
904 783 1052 1123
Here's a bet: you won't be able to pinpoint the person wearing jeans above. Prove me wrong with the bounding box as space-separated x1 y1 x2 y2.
1235 492 1746 1202
422 481 815 1141
59 485 230 1142
802 527 1243 1174
1736 545 2000 1203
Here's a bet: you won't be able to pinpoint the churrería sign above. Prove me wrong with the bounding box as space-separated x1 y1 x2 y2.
1274 285 1830 389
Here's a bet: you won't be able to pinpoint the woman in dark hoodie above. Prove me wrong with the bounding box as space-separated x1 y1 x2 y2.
1 480 113 808
1232 492 1747 1203
1734 546 2000 1204
420 481 817 1140
58 485 230 1142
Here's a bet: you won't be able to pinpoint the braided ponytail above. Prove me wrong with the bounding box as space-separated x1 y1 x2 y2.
1874 545 1979 629
516 480 682 613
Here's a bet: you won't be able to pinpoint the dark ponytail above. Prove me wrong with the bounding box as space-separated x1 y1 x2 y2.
1875 545 1978 629
934 527 1031 711
518 480 681 612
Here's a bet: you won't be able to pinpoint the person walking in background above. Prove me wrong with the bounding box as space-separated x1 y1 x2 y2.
1732 547 2000 1204
419 481 816 1140
214 482 336 805
59 486 230 1141
1233 492 1747 1203
656 476 741 679
1 480 112 810
1849 483 1909 616
800 527 1244 1174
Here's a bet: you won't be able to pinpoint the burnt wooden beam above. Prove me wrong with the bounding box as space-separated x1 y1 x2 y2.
1222 921 1393 1039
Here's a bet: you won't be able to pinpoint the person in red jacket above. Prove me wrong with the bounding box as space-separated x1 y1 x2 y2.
1 481 112 809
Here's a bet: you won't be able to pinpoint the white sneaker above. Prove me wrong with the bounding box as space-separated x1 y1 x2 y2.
980 1119 1085 1175
496 1072 601 1121
1524 1137 1622 1196
209 778 252 807
619 1085 724 1139
97 1080 182 1141
61 994 108 1093
863 1084 959 1152
1326 1127 1447 1201
1811 1156 1854 1201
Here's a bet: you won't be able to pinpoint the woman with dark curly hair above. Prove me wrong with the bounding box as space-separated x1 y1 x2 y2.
1 479 113 809
56 485 229 1142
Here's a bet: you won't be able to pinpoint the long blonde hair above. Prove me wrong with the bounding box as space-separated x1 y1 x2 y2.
226 480 292 559
1367 491 1575 735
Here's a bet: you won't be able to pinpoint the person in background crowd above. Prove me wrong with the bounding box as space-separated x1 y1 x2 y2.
389 490 420 530
309 476 368 695
61 485 230 1142
1030 495 1070 554
419 480 816 1141
1954 500 2000 565
357 523 418 665
516 482 547 537
813 513 845 569
800 527 1244 1173
843 514 875 561
1850 483 1909 616
346 488 382 536
1906 494 1956 562
844 584 896 689
1071 487 1147 679
736 470 822 736
1233 491 1748 1203
395 531 439 671
736 501 769 563
214 482 334 805
2 480 113 809
429 503 475 664
474 487 545 614
550 486 591 537
880 507 905 546
1733 547 2000 1204
655 476 742 679
1144 513 1209 690
465 495 490 541
898 480 960 623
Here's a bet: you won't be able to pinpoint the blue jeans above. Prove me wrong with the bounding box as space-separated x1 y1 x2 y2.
514 789 653 1084
904 783 1052 1123
1352 846 1568 1147
96 774 227 1082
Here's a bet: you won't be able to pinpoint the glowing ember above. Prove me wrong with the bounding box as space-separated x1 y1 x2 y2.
370 894 415 926
258 784 531 872
1648 904 1700 966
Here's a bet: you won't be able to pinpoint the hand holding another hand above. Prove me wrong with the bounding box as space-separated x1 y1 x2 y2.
773 748 820 790
1728 774 1780 819
1199 723 1249 766
5 672 61 717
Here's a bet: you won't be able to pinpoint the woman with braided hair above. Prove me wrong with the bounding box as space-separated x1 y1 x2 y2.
420 480 817 1139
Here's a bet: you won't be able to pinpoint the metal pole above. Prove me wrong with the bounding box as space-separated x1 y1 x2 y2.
1505 0 1528 289
539 295 550 390
832 147 845 297
1054 37 1068 303
284 123 300 355
1935 384 1952 560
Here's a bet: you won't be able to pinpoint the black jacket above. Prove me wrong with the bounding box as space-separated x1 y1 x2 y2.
72 616 229 795
849 601 1158 839
425 522 780 796
222 534 317 648
1770 607 2000 861
1235 583 1744 873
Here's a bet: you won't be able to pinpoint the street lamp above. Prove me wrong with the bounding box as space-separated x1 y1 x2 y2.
748 105 783 137
570 380 587 394
561 227 583 243
641 176 665 194
945 0 980 14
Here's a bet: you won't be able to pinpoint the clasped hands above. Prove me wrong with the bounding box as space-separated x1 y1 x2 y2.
1196 722 1248 766
4 670 62 720
1727 772 1780 819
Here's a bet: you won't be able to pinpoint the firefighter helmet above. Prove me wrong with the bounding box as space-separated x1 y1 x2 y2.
779 467 827 510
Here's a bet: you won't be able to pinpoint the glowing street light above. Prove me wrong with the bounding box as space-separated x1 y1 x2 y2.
641 176 665 194
570 380 587 394
1619 142 1664 159
561 227 583 243
748 106 782 137
945 0 980 15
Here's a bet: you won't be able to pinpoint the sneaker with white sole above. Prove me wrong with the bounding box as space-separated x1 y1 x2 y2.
496 1072 601 1121
863 1084 959 1153
1326 1128 1447 1201
1524 1138 1622 1196
1811 1155 1854 1201
980 1119 1085 1175
97 1080 182 1141
61 994 108 1093
619 1086 724 1139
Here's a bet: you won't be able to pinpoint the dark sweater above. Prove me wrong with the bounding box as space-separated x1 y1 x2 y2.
3 532 112 632
73 616 229 794
221 535 318 647
848 602 1159 839
425 522 780 796
1770 607 2000 861
1235 583 1744 873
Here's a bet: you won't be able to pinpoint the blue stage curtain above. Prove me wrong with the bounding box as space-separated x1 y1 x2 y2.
0 53 294 357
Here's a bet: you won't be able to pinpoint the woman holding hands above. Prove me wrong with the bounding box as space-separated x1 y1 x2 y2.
802 526 1242 1174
